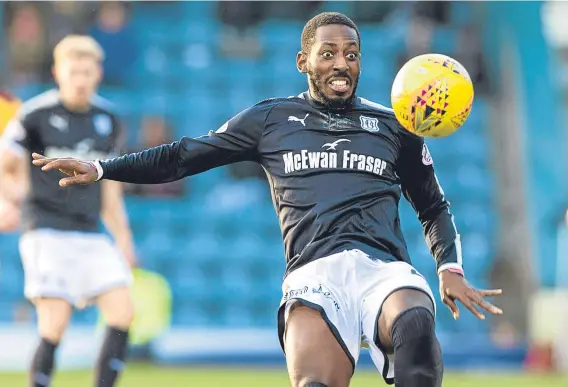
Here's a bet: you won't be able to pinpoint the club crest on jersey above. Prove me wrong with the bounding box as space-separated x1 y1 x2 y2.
422 144 433 166
49 115 68 132
359 116 380 132
93 114 112 137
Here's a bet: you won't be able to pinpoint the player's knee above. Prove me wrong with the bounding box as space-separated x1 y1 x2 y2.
381 289 434 335
300 382 328 387
97 288 135 329
293 376 330 387
35 300 71 342
391 307 443 386
38 324 67 343
105 303 135 330
37 312 69 343
392 306 435 342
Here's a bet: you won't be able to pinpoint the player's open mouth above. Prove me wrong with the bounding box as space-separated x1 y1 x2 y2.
328 78 350 93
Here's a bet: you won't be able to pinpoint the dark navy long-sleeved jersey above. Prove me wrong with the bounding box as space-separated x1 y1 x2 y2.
1 89 122 232
99 92 463 275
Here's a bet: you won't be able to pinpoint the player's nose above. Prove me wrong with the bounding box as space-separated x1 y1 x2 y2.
333 56 349 72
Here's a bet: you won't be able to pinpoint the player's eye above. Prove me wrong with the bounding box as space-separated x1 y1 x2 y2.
346 52 358 60
321 51 333 59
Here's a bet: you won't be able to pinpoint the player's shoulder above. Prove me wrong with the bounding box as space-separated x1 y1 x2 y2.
237 95 306 123
248 96 299 112
90 94 119 119
357 96 397 119
356 96 417 139
18 89 61 120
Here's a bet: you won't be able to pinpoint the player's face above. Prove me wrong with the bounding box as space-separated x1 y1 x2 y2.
300 24 361 108
54 55 101 108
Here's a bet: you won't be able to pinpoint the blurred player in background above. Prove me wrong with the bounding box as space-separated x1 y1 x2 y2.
0 89 21 136
31 14 503 387
0 89 21 231
0 91 21 228
0 35 135 387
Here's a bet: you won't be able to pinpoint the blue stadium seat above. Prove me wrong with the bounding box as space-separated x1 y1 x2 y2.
258 20 304 47
432 27 458 56
450 2 473 25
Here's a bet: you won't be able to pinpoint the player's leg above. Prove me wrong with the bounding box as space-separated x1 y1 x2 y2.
278 253 360 387
84 235 134 387
361 260 441 387
19 231 76 387
31 298 73 387
378 288 441 387
284 303 353 387
94 286 134 387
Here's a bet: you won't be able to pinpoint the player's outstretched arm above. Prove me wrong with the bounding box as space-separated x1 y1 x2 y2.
32 138 193 186
397 134 503 320
31 101 272 187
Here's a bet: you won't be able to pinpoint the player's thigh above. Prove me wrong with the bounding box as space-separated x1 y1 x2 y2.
19 231 81 305
95 286 134 329
34 298 73 342
285 303 352 387
362 262 435 352
377 288 434 351
83 236 132 302
86 237 134 328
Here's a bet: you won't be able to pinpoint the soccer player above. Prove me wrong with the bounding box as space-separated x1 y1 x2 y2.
32 14 502 387
0 89 21 136
0 89 22 231
0 35 135 387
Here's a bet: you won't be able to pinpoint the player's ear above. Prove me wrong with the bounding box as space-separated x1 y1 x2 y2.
52 64 59 84
296 51 308 74
96 63 104 84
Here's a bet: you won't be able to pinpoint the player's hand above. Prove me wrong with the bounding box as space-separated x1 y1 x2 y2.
0 199 20 232
31 153 99 187
120 243 138 269
439 270 503 320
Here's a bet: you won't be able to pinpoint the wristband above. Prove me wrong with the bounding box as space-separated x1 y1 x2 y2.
91 160 104 181
437 263 464 277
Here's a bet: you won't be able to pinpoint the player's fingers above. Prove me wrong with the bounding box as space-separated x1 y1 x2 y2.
472 296 503 315
476 289 503 297
442 294 460 320
31 157 55 166
40 159 77 172
458 294 485 320
59 175 88 187
31 152 47 160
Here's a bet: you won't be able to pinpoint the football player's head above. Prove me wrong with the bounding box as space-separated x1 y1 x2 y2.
297 12 361 110
53 35 104 110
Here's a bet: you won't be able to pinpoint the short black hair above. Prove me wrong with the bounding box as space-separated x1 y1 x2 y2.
301 12 360 54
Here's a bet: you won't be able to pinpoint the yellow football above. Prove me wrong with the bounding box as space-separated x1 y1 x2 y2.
391 53 474 138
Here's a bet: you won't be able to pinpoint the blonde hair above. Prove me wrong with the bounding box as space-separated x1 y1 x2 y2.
53 35 105 65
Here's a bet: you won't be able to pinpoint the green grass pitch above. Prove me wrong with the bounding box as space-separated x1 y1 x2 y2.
0 364 566 386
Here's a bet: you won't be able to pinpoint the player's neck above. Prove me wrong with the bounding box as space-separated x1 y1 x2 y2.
59 93 91 113
306 90 355 113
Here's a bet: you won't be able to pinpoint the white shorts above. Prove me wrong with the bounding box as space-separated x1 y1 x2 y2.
19 229 133 308
277 249 435 384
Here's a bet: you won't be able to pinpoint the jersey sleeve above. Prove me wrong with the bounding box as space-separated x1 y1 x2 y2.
99 100 272 184
396 130 463 274
0 111 38 157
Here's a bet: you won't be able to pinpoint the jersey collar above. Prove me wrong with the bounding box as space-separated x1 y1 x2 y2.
300 91 359 113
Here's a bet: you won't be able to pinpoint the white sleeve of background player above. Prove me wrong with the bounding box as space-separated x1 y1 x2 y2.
0 119 27 157
92 160 104 181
